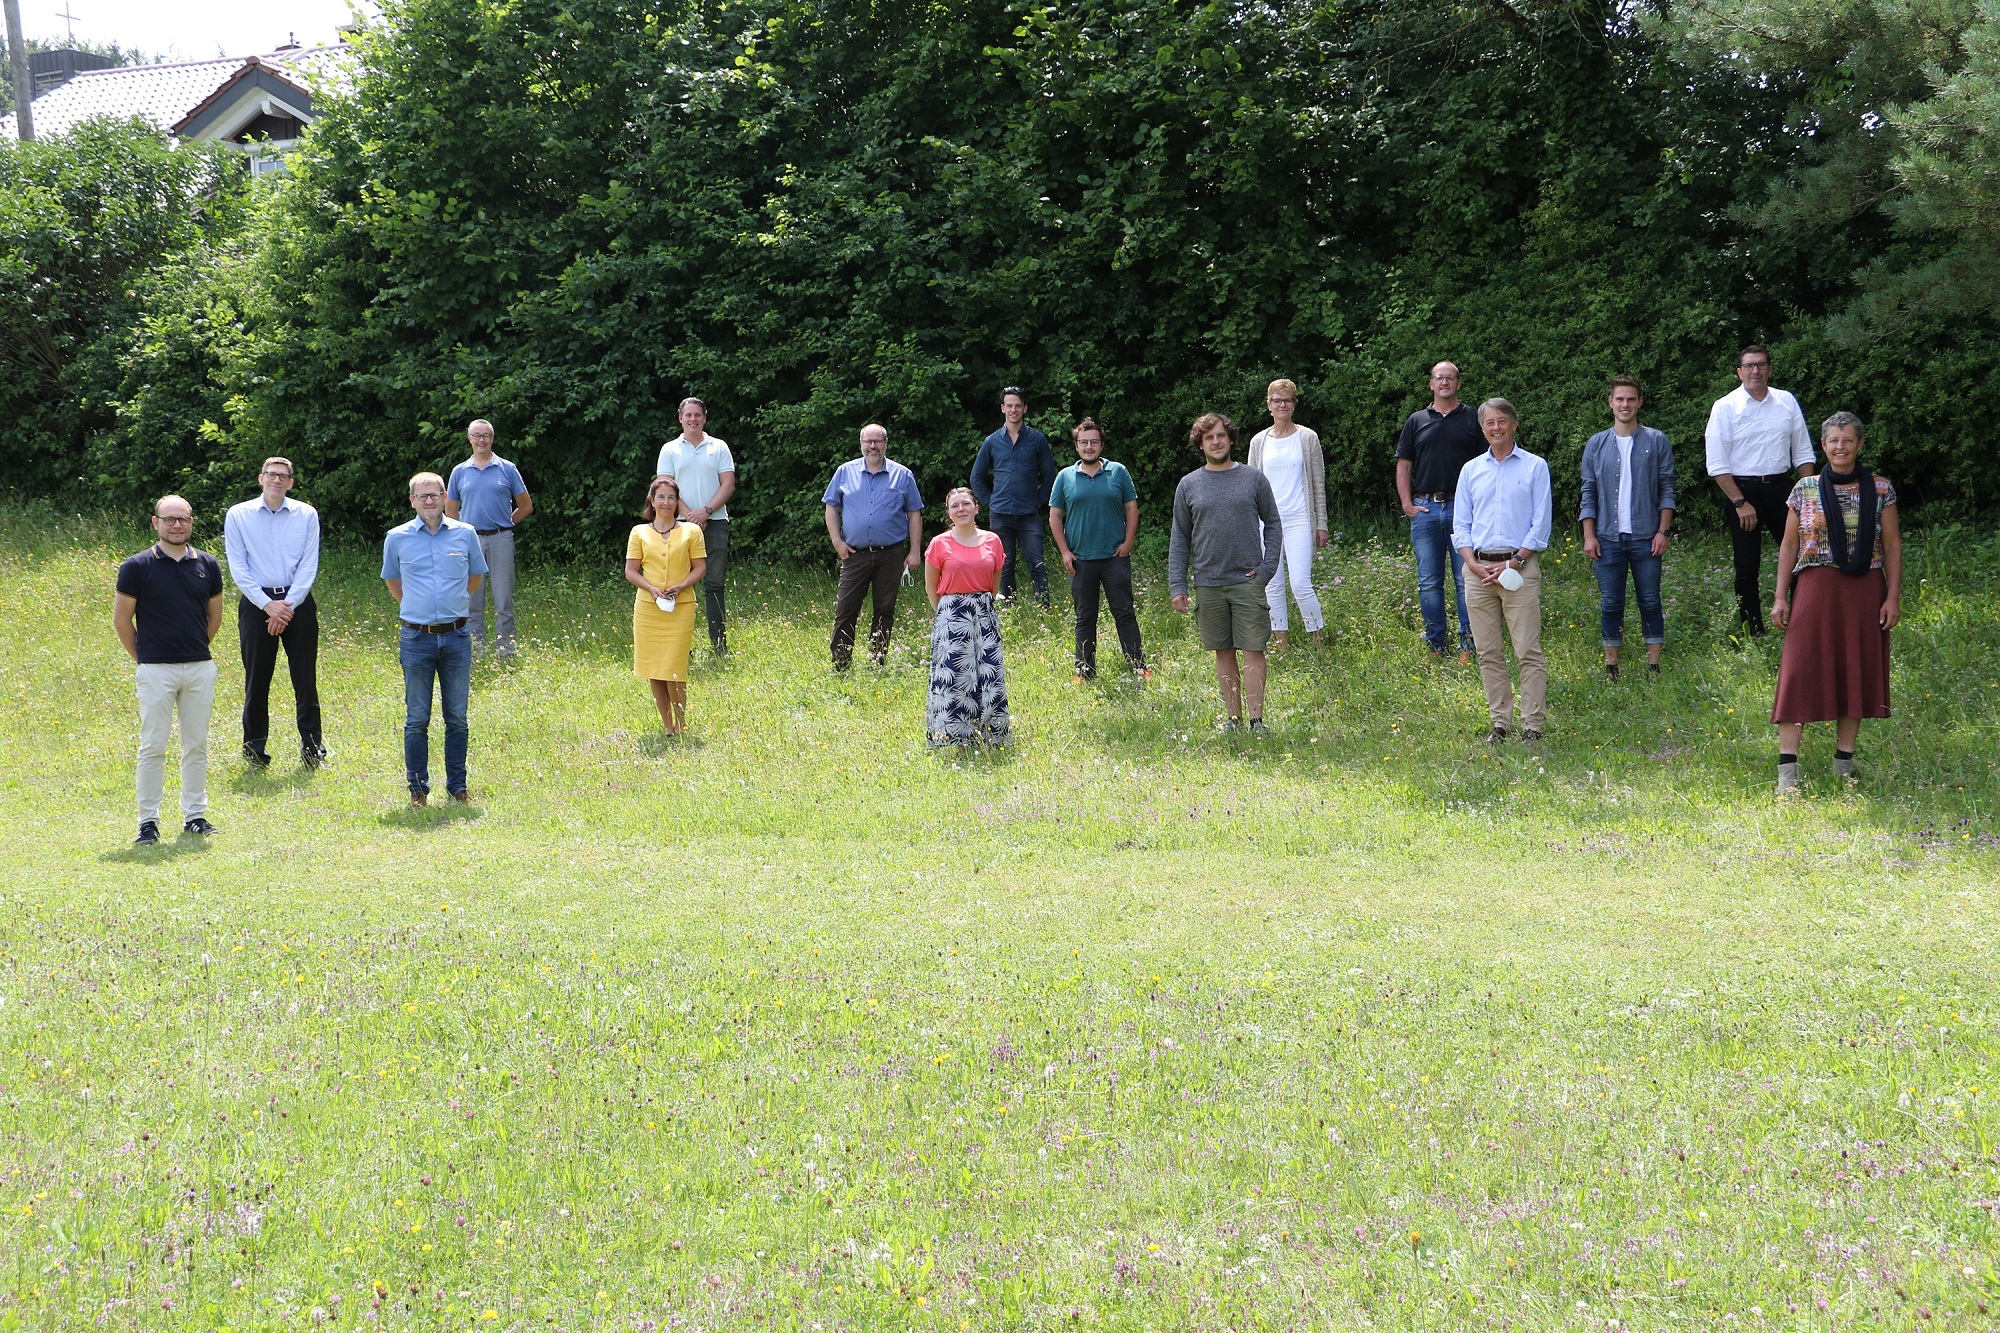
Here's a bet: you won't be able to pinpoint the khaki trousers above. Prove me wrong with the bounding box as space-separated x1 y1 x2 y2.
136 659 216 823
1464 554 1546 732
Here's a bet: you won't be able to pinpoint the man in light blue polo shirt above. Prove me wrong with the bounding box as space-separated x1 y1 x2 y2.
1049 417 1146 680
445 419 532 656
657 397 737 656
822 422 924 670
383 472 488 806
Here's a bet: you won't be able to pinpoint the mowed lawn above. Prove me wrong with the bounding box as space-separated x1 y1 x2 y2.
1 502 1997 1332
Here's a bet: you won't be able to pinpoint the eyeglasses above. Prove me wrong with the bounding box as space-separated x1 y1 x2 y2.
156 514 194 524
261 470 293 480
1268 397 1296 405
412 491 446 502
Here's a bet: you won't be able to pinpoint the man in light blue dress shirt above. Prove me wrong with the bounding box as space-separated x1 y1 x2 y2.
1452 398 1553 743
223 457 324 768
383 472 488 806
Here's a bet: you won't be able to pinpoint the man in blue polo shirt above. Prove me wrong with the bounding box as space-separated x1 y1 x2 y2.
969 385 1056 606
114 494 226 844
823 422 924 670
1049 417 1147 680
445 419 532 656
384 472 489 806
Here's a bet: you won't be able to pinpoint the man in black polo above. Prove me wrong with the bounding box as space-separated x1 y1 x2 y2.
113 495 226 844
1394 360 1487 660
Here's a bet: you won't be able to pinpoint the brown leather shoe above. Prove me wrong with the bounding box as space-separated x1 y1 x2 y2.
448 790 472 804
409 792 428 808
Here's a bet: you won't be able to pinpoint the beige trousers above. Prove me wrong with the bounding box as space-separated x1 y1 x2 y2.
136 659 217 823
1463 554 1546 732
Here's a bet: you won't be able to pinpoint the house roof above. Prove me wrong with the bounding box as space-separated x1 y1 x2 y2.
174 59 316 140
0 46 348 141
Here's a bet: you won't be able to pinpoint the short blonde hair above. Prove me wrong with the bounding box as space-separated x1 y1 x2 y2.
1267 378 1299 401
408 471 445 494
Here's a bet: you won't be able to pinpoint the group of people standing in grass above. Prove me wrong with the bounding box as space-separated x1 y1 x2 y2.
108 347 1900 842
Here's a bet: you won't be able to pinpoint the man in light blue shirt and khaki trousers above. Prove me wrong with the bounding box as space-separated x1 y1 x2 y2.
1453 398 1554 743
657 397 737 656
223 457 324 768
384 472 488 806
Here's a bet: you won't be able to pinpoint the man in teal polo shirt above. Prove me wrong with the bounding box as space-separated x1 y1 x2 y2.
1049 417 1147 680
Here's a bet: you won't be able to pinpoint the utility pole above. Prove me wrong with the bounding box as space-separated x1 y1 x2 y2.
3 0 31 141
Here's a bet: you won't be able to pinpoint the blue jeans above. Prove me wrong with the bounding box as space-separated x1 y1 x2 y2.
1411 500 1473 652
400 625 471 795
990 512 1048 602
1593 534 1665 647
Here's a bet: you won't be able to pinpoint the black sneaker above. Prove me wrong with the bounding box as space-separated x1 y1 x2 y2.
1647 662 1662 676
1604 663 1620 681
182 816 218 836
1484 725 1509 744
134 820 160 845
1220 717 1242 734
302 746 329 769
1248 718 1271 738
1520 729 1544 744
241 743 271 768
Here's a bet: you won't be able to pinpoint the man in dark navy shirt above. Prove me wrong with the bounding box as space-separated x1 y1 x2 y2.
969 386 1056 606
114 495 226 844
1394 361 1488 660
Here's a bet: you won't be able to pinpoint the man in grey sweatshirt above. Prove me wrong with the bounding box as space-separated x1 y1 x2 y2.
1169 412 1284 734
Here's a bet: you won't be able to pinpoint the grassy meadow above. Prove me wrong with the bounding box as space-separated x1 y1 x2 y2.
0 500 1997 1331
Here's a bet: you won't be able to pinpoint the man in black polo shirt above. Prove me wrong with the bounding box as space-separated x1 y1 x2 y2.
1394 360 1488 660
114 495 226 844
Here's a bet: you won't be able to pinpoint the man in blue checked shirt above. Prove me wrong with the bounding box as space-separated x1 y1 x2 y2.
383 473 488 807
223 457 325 768
823 423 924 670
1452 398 1553 744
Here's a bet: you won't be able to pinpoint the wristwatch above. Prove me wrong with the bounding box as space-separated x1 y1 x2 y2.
1733 498 1751 509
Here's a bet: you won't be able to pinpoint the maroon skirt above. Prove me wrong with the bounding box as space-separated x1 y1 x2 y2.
1772 566 1892 723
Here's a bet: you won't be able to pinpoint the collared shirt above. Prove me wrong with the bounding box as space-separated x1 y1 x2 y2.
656 435 735 519
223 495 321 606
1395 402 1487 496
381 516 489 624
1452 446 1553 553
969 424 1055 517
1704 385 1812 478
822 457 923 547
1049 460 1138 562
446 455 528 531
115 544 223 664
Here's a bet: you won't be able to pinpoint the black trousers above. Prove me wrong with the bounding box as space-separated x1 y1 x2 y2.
238 593 322 753
1071 555 1145 676
701 519 729 647
831 547 903 666
1727 474 1794 632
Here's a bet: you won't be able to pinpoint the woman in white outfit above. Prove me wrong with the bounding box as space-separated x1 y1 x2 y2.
1246 378 1329 648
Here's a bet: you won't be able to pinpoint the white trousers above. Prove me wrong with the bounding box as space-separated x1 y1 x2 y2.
1264 509 1325 633
136 660 216 824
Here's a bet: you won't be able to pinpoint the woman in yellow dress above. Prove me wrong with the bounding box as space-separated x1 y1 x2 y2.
624 475 708 736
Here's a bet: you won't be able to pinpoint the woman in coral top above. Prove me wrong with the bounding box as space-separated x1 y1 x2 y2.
924 487 1012 747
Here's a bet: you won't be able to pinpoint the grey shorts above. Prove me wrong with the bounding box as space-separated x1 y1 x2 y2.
1194 580 1271 651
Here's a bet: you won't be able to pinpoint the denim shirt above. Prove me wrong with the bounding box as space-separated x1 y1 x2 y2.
1578 426 1677 540
969 424 1055 517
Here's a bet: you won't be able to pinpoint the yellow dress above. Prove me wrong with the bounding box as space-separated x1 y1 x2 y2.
628 522 706 681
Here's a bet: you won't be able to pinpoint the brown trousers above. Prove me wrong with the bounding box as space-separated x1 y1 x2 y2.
1464 553 1546 732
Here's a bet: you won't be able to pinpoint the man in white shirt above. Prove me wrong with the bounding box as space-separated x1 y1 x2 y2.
657 397 737 656
1704 345 1815 635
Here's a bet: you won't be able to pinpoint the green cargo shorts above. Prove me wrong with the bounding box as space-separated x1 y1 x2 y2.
1194 580 1271 652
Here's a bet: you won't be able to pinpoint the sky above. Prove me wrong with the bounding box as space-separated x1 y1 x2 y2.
25 0 381 62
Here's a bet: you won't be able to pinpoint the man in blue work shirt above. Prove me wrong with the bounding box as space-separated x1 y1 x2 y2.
223 457 325 768
383 472 488 806
822 422 924 670
969 386 1056 606
1452 398 1553 744
1048 417 1146 680
445 419 532 656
